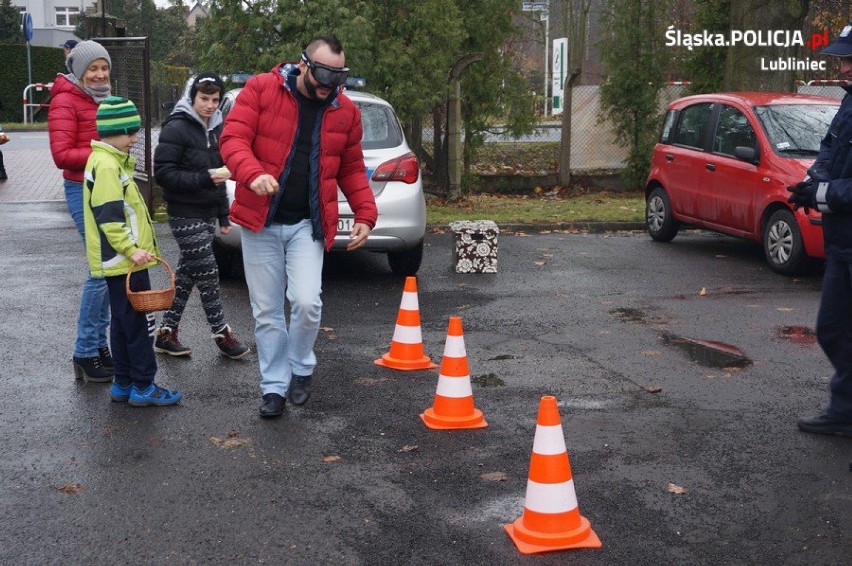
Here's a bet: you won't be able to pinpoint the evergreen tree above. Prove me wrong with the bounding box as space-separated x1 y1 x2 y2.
0 0 24 45
190 0 534 196
598 0 671 189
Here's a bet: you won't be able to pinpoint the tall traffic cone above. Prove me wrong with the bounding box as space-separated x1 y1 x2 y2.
504 395 601 554
420 316 487 429
374 276 437 371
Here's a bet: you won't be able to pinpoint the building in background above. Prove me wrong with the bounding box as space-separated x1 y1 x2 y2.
9 1 83 48
186 1 208 28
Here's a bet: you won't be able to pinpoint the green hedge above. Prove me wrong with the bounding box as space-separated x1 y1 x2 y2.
0 43 66 123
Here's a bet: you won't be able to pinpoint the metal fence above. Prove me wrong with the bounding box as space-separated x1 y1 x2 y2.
422 83 844 177
97 36 154 207
422 84 689 175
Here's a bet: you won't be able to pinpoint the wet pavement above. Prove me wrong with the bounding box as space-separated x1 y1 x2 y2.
0 195 849 564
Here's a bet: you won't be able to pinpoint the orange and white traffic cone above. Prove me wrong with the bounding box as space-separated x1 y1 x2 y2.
504 395 601 554
420 316 487 429
374 276 437 371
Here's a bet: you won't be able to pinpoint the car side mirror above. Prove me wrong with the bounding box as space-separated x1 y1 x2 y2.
734 146 758 164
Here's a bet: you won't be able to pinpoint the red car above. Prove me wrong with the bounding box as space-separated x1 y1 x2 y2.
645 92 841 274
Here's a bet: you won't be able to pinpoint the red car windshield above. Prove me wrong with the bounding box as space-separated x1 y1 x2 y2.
753 104 839 156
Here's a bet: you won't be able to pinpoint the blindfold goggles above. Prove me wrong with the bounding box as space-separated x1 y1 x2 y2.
301 51 349 87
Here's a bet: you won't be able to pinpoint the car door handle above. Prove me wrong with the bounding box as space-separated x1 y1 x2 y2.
705 163 716 171
665 154 674 162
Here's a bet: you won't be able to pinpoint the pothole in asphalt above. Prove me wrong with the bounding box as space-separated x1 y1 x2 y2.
472 373 506 387
661 332 752 369
778 325 817 345
487 354 519 361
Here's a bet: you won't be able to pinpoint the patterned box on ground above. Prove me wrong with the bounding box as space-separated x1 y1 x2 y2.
449 220 499 273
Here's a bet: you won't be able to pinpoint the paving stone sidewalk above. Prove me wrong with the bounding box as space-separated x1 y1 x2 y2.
0 143 64 203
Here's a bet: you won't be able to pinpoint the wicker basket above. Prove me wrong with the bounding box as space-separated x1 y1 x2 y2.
126 256 176 313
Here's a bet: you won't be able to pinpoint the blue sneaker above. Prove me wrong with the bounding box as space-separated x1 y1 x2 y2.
110 381 132 403
128 383 183 407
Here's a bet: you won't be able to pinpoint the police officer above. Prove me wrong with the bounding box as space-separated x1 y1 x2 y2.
788 23 852 437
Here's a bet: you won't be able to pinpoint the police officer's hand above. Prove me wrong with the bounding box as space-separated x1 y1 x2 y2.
787 179 816 213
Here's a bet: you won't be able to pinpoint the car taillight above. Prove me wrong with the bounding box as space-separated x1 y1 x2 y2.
371 152 419 184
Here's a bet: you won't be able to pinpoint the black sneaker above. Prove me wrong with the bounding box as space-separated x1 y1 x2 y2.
72 355 114 383
287 375 312 406
99 346 114 372
213 325 250 359
154 327 191 356
798 413 852 437
259 393 286 418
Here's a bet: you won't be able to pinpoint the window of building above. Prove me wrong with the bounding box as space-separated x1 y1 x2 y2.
56 7 80 27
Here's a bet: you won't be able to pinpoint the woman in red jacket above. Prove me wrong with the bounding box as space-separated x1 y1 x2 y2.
48 40 115 383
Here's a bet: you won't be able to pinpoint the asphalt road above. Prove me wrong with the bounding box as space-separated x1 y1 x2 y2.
0 202 849 565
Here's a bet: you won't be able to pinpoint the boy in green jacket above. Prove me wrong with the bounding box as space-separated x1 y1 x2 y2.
83 96 182 407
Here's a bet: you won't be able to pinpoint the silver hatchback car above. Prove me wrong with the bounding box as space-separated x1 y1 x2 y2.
213 87 427 277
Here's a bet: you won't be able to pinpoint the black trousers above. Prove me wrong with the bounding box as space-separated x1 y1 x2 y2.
106 271 157 388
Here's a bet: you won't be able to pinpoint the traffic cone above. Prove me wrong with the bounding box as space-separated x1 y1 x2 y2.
504 395 601 554
420 316 487 429
374 276 437 371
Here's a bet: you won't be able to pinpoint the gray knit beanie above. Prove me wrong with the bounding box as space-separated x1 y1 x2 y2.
68 40 111 78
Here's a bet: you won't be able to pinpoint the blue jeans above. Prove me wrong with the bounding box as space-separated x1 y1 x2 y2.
815 257 852 418
242 220 324 396
64 179 110 358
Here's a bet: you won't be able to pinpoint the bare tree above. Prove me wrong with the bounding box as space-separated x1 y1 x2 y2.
557 0 594 186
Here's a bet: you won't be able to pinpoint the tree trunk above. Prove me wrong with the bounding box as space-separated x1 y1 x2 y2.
558 71 580 186
556 0 592 186
723 0 809 91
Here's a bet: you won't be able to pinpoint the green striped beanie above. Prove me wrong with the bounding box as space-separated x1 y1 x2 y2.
96 96 141 138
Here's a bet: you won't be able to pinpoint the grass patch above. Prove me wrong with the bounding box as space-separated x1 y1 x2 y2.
2 121 50 131
426 190 645 225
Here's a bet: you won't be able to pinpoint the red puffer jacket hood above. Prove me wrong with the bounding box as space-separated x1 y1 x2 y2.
220 63 377 250
48 74 100 182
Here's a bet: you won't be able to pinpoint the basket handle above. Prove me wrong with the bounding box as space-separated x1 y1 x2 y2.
125 255 175 294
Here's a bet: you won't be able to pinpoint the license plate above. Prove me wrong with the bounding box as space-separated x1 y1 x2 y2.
337 217 353 232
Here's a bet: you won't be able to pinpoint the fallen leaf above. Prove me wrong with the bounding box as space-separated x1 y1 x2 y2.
641 350 660 356
533 261 545 266
667 483 687 494
210 436 251 449
699 287 708 296
319 327 334 332
480 471 509 481
397 445 418 452
322 455 341 463
645 386 663 393
55 483 83 494
226 429 240 438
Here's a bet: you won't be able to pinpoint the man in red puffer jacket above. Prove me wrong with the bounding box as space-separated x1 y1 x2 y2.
220 34 377 418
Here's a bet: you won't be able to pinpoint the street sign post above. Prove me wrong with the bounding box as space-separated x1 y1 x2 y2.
22 12 33 87
551 37 567 115
522 1 549 116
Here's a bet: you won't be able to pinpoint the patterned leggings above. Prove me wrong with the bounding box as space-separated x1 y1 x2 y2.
161 216 225 333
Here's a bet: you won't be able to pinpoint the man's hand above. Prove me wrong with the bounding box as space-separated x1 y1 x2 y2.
347 223 371 251
129 249 154 266
787 179 816 213
249 174 279 196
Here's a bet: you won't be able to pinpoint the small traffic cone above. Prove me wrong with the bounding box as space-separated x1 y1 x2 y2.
374 276 437 371
420 316 487 429
504 395 601 554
